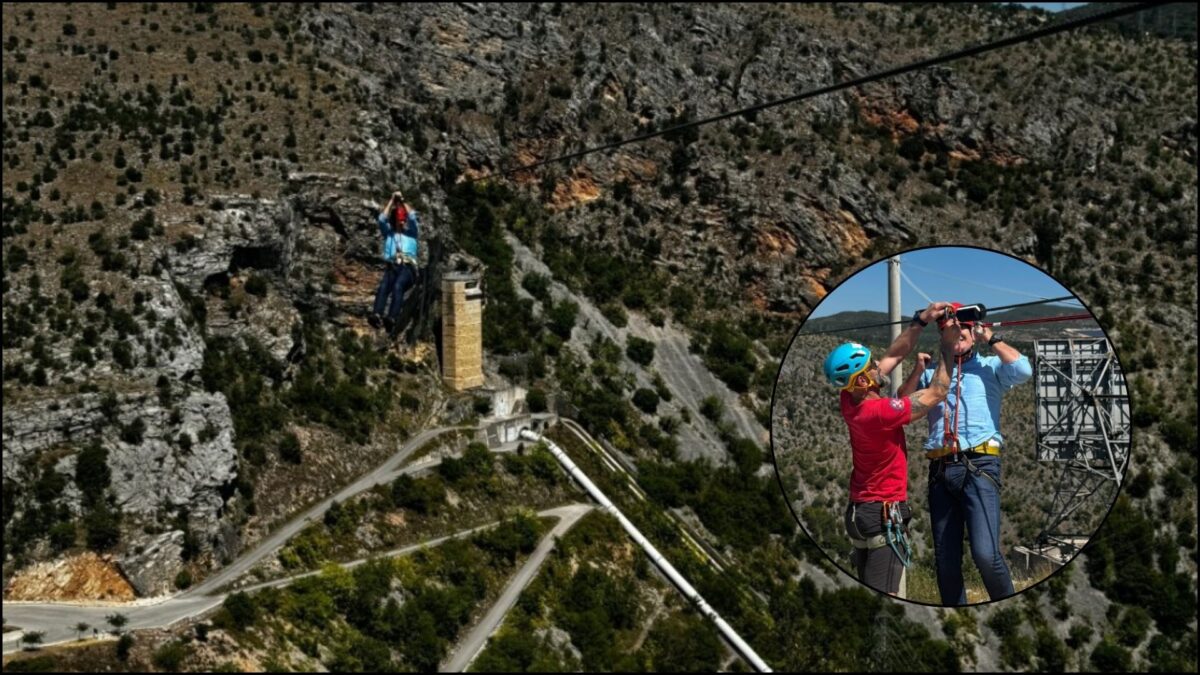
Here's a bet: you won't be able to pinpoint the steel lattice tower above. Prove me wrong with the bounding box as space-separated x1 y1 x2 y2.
1023 338 1129 565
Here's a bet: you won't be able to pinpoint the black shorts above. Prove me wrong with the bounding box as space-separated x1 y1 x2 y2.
844 501 912 595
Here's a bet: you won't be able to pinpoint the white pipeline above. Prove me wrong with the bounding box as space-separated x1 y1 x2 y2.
519 429 773 673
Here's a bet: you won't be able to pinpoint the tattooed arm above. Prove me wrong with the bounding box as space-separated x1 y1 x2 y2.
906 322 959 423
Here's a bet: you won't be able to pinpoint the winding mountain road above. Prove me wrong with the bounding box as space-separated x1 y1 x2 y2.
1 503 590 657
2 418 539 655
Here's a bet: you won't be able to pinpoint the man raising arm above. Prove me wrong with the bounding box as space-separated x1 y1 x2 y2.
824 315 959 595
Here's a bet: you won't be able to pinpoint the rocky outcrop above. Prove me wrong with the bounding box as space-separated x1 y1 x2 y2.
118 530 185 597
534 626 583 665
167 196 295 291
4 552 137 602
2 388 238 541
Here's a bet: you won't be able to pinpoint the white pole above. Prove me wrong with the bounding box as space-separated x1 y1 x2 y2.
520 430 773 673
888 256 903 397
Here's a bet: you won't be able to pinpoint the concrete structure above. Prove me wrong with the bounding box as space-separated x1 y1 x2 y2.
442 272 484 390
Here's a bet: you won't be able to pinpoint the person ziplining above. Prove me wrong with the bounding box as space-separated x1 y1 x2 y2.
370 190 421 338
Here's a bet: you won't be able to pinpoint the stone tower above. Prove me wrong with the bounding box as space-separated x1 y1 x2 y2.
441 272 484 390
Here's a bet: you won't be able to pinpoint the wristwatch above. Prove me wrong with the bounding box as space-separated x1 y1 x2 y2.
911 310 927 327
988 334 1004 346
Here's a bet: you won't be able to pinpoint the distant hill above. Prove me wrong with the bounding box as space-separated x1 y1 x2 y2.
800 303 1100 349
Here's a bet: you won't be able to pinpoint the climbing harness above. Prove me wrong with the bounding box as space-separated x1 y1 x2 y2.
848 503 886 551
848 502 912 568
925 351 1008 462
883 501 912 568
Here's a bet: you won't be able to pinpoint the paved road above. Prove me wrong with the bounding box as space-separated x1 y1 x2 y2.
440 503 594 673
2 504 588 655
2 420 531 655
187 424 471 597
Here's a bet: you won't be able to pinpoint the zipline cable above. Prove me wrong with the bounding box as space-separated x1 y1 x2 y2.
468 2 1156 182
983 313 1094 328
796 295 1086 336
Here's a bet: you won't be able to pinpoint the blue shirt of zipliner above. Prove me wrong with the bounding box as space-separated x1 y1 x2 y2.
918 353 1033 450
378 210 420 262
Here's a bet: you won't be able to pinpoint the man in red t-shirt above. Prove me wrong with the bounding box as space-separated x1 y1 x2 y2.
823 301 958 595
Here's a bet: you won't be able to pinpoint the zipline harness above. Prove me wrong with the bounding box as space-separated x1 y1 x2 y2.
849 501 913 569
883 501 912 568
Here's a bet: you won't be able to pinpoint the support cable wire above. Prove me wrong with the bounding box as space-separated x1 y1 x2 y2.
898 265 934 304
901 262 1086 304
797 296 1080 337
469 3 1156 182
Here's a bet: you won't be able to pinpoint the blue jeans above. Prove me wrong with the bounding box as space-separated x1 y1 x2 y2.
372 263 416 321
928 454 1014 604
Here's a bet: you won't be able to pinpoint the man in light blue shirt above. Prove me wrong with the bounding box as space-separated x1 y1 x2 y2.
370 191 421 336
910 302 1032 604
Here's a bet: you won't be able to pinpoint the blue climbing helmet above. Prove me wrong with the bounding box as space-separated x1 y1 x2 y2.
824 342 872 390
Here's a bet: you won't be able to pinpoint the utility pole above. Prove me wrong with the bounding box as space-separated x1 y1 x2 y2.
888 256 908 597
887 256 902 397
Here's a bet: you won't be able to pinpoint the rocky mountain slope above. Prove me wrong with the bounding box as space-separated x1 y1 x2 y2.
2 2 1196 671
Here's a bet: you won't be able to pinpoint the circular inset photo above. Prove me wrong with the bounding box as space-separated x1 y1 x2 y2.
770 246 1130 606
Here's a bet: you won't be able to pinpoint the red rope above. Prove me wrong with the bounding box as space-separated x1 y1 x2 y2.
942 354 964 453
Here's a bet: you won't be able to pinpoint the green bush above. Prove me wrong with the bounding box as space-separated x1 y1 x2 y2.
152 640 191 671
391 474 446 515
632 388 659 414
521 273 551 303
727 437 763 475
1090 639 1131 672
75 441 110 507
699 395 724 421
48 521 76 552
547 300 578 339
223 591 257 630
527 388 548 413
115 634 134 661
84 501 121 551
130 210 154 240
111 341 134 369
473 396 493 416
120 418 146 445
625 336 655 366
1115 606 1151 647
703 322 756 393
278 432 302 464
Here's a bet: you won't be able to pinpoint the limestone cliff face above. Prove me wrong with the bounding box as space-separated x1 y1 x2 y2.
3 388 237 551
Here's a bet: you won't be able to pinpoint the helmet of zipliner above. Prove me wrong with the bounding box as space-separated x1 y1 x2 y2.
824 342 872 390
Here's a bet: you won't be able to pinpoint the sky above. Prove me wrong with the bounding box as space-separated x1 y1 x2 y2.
809 247 1083 318
1015 3 1086 11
